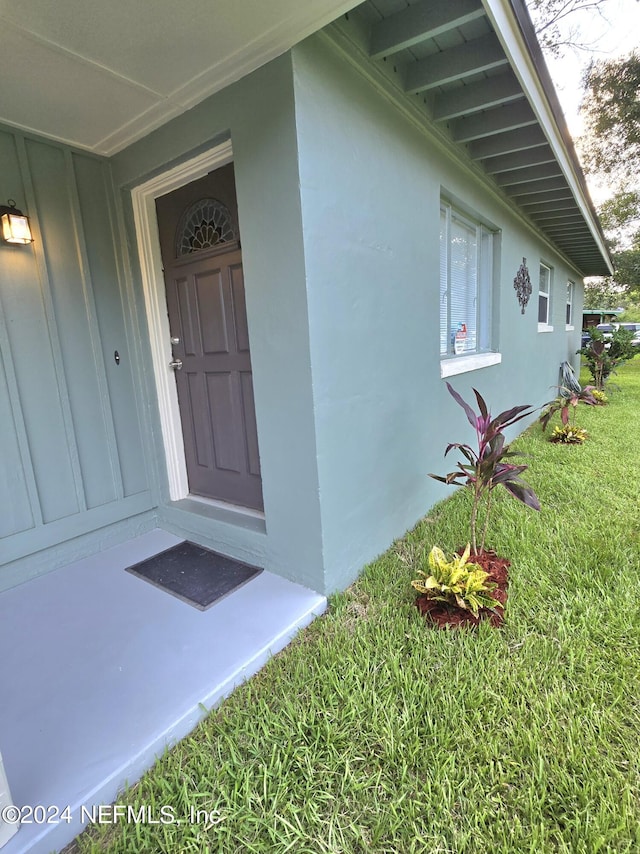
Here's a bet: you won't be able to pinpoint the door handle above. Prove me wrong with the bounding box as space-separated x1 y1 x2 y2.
168 358 183 371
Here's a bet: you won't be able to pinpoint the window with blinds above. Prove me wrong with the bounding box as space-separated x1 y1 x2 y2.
440 202 494 358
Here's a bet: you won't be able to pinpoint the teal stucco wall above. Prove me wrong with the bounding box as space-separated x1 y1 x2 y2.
0 128 154 591
111 53 327 593
291 34 584 592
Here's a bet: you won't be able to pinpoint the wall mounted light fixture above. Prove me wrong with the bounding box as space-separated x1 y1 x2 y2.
1 199 34 245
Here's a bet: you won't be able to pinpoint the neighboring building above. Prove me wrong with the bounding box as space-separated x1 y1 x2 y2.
0 0 612 598
582 309 623 329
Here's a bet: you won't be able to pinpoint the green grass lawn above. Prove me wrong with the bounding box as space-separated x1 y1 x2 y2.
74 360 640 854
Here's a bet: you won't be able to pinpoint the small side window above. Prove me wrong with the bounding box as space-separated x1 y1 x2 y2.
538 263 553 331
566 281 574 328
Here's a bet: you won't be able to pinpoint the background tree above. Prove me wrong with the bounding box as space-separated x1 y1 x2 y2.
592 190 640 303
582 278 625 310
579 53 640 178
577 55 640 307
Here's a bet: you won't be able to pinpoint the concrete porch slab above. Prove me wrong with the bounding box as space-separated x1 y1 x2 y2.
0 529 326 854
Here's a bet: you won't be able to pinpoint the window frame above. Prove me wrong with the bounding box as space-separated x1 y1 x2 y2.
566 280 575 329
439 200 498 376
538 262 553 332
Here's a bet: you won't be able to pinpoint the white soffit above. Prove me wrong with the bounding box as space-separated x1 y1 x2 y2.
0 0 361 155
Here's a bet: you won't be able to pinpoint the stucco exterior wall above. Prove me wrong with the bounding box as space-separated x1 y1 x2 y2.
291 34 584 592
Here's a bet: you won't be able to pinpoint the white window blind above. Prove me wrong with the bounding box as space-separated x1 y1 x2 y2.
440 202 493 357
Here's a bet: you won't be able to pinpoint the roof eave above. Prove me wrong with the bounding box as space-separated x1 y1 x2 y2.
482 0 614 275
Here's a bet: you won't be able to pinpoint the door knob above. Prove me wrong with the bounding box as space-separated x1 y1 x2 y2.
168 358 183 371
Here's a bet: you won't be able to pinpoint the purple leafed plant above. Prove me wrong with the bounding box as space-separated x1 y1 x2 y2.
430 382 541 554
539 385 598 431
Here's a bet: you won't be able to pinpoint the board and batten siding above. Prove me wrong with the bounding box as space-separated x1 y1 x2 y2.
0 127 153 591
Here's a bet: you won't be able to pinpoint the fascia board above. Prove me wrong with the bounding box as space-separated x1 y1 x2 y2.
481 0 613 274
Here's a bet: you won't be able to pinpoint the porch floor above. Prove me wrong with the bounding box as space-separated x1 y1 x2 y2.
0 529 326 854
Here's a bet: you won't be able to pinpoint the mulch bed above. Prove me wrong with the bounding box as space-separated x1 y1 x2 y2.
415 549 510 629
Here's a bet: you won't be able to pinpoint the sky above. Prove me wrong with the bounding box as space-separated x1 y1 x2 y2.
536 0 640 201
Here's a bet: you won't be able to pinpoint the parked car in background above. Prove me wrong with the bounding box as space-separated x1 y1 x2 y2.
596 323 616 339
582 323 640 351
596 322 640 337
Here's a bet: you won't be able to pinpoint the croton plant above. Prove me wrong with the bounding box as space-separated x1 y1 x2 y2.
411 544 500 617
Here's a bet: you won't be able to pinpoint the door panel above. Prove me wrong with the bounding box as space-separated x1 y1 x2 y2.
197 270 229 354
185 370 209 468
206 371 240 472
231 264 250 353
175 276 198 356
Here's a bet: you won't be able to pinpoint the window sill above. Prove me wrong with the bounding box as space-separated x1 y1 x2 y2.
440 352 502 378
565 324 575 332
538 323 554 333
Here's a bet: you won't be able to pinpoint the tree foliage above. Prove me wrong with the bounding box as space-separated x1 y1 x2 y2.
579 53 640 178
598 191 640 245
582 278 625 310
578 51 640 301
588 190 640 301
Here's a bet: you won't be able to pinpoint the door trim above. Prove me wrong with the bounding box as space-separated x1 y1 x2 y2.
131 140 233 500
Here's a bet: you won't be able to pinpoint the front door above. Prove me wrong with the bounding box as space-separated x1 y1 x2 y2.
156 166 263 510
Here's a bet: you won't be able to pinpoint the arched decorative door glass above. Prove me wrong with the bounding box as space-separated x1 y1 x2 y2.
175 198 236 257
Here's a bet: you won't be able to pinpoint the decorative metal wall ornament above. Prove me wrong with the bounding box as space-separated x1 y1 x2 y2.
513 257 532 314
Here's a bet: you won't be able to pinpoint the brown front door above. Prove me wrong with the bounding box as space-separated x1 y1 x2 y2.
156 166 263 510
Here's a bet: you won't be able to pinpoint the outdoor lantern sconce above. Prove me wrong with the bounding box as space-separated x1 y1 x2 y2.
513 257 532 314
1 199 34 245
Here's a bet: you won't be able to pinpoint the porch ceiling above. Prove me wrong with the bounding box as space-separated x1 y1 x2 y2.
334 0 612 277
0 0 359 156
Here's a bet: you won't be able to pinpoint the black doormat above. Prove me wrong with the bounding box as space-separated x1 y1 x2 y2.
125 541 263 610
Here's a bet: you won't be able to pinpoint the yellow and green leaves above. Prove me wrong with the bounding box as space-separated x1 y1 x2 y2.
550 425 588 444
411 545 500 616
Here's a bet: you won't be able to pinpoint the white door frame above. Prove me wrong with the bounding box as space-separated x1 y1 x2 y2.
131 140 233 500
